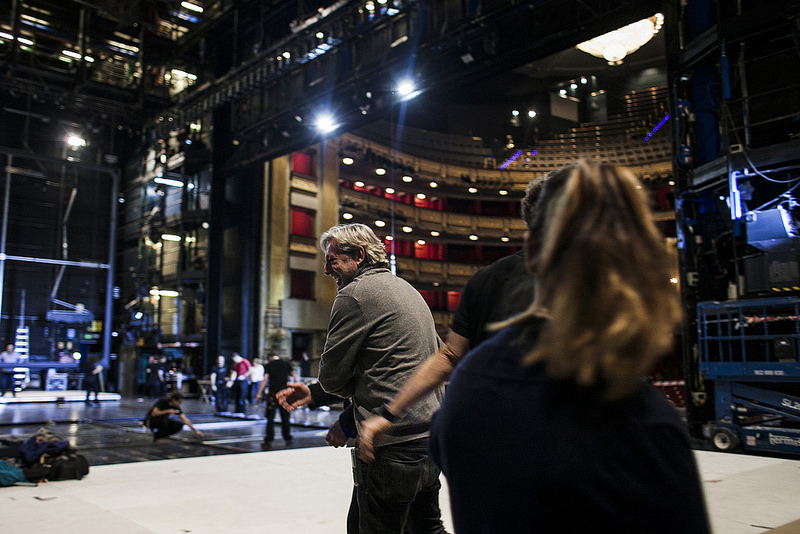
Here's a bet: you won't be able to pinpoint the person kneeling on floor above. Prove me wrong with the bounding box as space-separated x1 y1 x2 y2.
145 391 204 441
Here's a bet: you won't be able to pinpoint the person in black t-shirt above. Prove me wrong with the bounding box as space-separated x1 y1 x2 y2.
256 352 297 447
145 392 203 441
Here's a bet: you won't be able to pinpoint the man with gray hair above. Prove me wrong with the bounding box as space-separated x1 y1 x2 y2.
280 222 447 533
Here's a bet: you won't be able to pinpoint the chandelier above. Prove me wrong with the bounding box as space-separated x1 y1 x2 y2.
576 13 664 65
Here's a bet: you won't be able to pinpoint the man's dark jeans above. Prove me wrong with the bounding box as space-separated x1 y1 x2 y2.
356 437 447 534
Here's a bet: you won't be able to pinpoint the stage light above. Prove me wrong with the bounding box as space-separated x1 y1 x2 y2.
66 135 86 147
396 79 420 101
375 220 386 227
342 156 354 165
315 113 337 134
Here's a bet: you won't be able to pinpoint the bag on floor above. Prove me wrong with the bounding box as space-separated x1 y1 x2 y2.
46 451 89 480
0 460 27 486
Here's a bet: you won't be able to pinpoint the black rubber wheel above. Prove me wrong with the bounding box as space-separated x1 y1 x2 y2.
711 427 740 452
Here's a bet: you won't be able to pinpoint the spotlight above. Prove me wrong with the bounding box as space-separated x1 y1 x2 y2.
315 113 337 134
66 135 86 147
342 156 354 165
397 79 415 96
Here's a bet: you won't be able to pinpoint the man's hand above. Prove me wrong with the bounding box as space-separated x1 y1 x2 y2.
357 414 393 462
325 421 348 447
276 382 312 411
193 429 204 438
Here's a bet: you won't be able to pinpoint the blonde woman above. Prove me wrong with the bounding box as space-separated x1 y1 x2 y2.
429 161 710 533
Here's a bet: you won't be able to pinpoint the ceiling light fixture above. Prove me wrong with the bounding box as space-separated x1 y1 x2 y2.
181 2 204 13
576 13 664 65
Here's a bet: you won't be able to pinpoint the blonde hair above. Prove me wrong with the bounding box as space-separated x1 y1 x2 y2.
320 223 388 266
506 161 682 399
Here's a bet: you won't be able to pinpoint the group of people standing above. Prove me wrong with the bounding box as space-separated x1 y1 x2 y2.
138 160 712 532
208 351 297 445
274 160 711 533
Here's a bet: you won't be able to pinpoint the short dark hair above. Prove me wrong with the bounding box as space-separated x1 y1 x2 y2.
169 391 184 402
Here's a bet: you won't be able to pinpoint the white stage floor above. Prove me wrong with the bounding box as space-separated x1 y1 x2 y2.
2 446 800 533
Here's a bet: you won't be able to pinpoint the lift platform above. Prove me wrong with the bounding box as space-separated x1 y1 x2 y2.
698 297 800 455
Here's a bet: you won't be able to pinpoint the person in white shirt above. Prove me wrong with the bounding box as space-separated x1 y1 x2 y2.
0 344 20 397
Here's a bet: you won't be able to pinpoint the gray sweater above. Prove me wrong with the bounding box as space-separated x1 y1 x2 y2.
318 265 443 446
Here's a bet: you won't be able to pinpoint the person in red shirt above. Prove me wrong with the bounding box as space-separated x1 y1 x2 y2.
230 353 251 414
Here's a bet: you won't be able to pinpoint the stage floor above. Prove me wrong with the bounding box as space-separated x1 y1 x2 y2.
1 393 799 533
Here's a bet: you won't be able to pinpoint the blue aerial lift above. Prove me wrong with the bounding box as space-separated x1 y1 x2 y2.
697 297 800 454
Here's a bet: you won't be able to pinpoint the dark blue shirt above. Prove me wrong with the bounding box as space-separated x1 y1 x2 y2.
430 321 711 533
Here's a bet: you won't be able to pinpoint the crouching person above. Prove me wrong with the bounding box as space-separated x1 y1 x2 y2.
145 391 204 441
